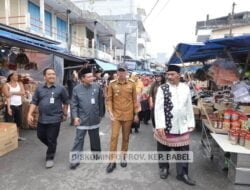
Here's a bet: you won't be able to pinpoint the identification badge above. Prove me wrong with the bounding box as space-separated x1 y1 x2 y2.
50 98 55 104
91 98 95 104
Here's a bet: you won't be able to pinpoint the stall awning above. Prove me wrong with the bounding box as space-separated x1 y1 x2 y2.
0 28 84 63
168 35 250 64
168 43 204 64
132 70 153 75
0 23 59 45
94 59 117 71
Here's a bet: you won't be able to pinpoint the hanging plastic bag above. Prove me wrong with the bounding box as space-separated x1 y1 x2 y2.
231 81 250 103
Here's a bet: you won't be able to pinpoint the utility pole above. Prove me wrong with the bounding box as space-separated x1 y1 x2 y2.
66 9 71 51
94 21 98 49
229 2 236 37
123 32 128 63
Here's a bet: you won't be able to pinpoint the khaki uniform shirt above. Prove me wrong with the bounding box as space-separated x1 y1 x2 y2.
107 79 139 121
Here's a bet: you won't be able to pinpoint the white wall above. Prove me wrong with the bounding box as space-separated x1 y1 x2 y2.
211 25 250 39
72 0 138 16
0 0 28 30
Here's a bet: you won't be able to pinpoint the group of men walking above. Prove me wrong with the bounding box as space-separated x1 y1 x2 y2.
27 63 196 186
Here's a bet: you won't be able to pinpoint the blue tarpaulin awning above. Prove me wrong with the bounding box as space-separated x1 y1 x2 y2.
168 43 204 64
168 35 250 64
0 29 84 62
94 59 117 71
132 70 153 75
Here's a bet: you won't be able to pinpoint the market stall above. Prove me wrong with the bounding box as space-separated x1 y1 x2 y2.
0 24 85 157
168 35 250 185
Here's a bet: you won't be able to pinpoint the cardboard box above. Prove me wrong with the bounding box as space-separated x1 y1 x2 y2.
0 123 17 136
214 102 233 111
239 105 250 114
21 102 39 129
200 106 214 116
0 122 18 157
197 99 214 116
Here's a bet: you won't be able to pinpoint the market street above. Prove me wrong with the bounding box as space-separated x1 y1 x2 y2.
0 116 248 190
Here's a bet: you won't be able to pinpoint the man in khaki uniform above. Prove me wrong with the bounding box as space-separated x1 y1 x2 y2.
106 64 139 173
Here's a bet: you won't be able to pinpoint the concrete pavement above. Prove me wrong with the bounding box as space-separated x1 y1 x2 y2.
0 116 249 190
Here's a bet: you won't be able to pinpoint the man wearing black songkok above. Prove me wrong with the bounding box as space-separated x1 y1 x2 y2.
69 66 105 170
154 65 196 186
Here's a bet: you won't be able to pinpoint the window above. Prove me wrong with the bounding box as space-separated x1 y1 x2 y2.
86 27 94 48
57 17 67 42
28 1 41 33
45 11 52 37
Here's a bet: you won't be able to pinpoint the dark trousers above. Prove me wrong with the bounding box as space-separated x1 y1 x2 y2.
131 121 140 131
157 141 189 176
5 105 22 128
71 128 101 153
139 110 151 124
37 122 61 161
151 108 155 128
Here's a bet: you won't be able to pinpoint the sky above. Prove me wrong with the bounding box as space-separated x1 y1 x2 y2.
139 0 250 57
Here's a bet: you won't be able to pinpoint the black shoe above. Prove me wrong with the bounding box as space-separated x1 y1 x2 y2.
159 168 169 179
106 163 116 173
69 163 80 170
176 174 196 186
120 160 127 168
222 166 228 172
135 129 139 133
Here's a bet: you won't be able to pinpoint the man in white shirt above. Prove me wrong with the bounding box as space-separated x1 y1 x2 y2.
154 65 196 186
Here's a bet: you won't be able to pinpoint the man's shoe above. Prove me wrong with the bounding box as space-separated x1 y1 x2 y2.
159 168 169 179
45 160 54 169
135 129 139 133
120 160 127 168
106 163 116 173
176 174 196 186
70 163 80 170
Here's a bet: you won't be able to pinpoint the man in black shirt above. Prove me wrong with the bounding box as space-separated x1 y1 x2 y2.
28 68 69 168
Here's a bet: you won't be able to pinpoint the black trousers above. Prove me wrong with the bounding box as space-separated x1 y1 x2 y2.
151 108 155 128
37 122 61 161
71 128 101 152
139 110 151 124
5 105 22 128
157 141 189 176
131 121 140 130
